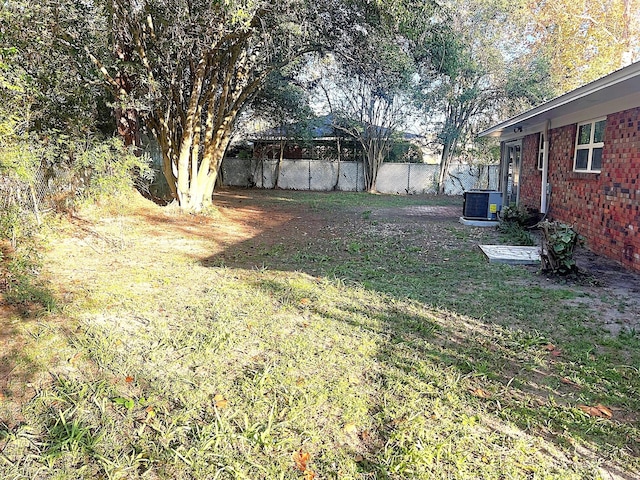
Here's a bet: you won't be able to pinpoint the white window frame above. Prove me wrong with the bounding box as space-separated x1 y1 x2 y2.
537 132 544 171
573 117 606 173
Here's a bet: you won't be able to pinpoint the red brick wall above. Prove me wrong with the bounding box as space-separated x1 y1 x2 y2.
518 133 542 212
526 107 640 272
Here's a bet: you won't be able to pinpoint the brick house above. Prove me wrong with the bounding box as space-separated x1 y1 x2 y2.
479 62 640 272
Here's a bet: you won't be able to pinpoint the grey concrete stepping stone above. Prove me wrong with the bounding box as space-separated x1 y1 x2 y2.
459 217 499 227
479 245 541 265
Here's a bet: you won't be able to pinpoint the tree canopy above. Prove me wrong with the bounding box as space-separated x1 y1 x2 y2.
310 1 426 192
1 0 636 206
88 0 424 210
412 0 554 191
527 0 640 92
1 1 111 137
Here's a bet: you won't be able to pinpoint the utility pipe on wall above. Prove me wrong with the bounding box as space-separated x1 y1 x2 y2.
540 120 550 214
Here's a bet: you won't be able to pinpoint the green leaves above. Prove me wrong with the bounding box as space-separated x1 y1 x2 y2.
527 0 640 92
112 396 135 411
1 0 111 136
539 221 584 275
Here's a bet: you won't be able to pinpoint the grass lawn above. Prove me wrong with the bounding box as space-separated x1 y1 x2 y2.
0 189 638 479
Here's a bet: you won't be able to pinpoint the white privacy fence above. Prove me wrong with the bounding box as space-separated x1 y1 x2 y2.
222 158 499 195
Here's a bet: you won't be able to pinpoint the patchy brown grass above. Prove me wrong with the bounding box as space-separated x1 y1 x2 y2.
0 188 638 479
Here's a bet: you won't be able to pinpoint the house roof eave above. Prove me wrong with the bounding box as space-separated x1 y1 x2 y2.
479 61 640 138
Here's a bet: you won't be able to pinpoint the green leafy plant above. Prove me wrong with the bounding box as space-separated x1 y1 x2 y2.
0 136 41 247
41 136 154 209
112 397 135 411
44 410 99 460
75 138 154 202
499 203 530 225
497 221 535 246
498 203 535 246
539 220 584 274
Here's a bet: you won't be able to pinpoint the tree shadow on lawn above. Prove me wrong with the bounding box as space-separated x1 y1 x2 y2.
193 190 640 476
1 241 59 429
4 189 637 477
249 274 640 478
0 304 43 429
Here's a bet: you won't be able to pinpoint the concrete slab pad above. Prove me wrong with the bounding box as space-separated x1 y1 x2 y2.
479 245 541 265
459 217 499 227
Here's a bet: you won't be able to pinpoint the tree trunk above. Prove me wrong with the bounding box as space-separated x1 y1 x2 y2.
168 124 232 213
113 37 141 152
116 107 141 149
363 139 374 192
176 58 208 206
274 138 285 188
438 140 453 195
365 142 383 193
333 136 341 191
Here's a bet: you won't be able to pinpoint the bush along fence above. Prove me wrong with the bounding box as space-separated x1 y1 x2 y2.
1 139 153 247
220 158 499 195
0 168 61 247
0 165 95 225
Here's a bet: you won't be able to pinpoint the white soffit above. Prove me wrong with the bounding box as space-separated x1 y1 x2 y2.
479 62 640 138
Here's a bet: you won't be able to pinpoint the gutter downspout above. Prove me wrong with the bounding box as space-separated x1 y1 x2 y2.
540 120 550 214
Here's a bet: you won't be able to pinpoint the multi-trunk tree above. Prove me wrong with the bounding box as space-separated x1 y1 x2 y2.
311 1 430 192
317 67 410 193
98 0 401 212
415 0 553 193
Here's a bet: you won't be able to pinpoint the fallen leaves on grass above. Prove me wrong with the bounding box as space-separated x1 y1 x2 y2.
544 344 562 357
144 405 156 421
69 352 82 364
578 404 613 419
293 449 310 471
469 387 492 399
561 377 579 387
293 449 315 479
214 394 228 409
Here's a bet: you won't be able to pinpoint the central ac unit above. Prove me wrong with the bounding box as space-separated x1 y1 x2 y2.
463 190 502 220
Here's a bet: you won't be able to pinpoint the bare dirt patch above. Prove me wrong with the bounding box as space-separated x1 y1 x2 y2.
112 190 640 332
567 249 640 334
373 204 463 219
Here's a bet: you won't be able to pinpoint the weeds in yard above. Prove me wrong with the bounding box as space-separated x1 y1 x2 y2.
1 190 638 479
2 245 56 313
497 221 535 246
